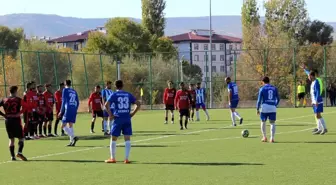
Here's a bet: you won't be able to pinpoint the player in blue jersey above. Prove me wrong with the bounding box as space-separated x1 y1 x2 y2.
195 82 210 121
225 77 243 126
309 71 328 135
101 81 113 135
104 80 141 164
58 80 79 147
256 77 280 143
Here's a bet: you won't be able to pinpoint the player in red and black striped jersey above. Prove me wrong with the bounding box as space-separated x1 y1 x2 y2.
188 83 196 122
163 81 176 124
43 84 55 137
36 85 47 137
88 85 103 133
0 86 28 161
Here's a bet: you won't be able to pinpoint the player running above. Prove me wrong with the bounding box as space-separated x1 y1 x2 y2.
225 77 243 126
88 85 104 133
36 85 47 137
54 82 65 136
175 82 192 130
309 71 328 135
256 77 280 143
101 81 114 135
58 80 79 147
43 84 55 137
163 80 176 124
0 86 28 161
188 83 196 122
104 80 141 164
195 82 210 121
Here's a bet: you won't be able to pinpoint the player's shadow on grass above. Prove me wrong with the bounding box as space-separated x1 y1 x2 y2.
46 135 109 141
31 159 108 163
277 124 312 127
140 162 264 166
277 141 336 144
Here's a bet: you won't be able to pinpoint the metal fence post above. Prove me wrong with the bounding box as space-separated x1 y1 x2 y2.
149 55 153 110
1 50 7 96
36 52 42 84
324 46 327 106
205 51 208 88
82 54 89 97
52 52 58 87
19 51 25 89
99 54 104 86
293 48 297 107
67 53 74 86
233 51 237 82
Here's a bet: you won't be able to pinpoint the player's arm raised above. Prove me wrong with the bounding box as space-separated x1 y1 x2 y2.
256 88 263 115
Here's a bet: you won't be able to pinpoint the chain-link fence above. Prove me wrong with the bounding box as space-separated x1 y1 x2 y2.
0 46 335 111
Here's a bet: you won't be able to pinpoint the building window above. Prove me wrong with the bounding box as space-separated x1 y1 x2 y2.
194 43 199 50
194 55 199 61
204 44 208 50
204 55 209 61
220 55 225 61
220 44 225 50
211 55 216 61
211 66 216 72
204 66 209 72
229 55 233 61
74 44 79 51
211 44 216 50
229 44 233 50
220 66 225 72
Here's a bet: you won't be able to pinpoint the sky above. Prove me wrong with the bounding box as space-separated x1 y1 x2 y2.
0 0 335 22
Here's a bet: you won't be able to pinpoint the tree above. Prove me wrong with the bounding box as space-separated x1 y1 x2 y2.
0 26 24 50
105 18 152 54
142 0 166 38
19 40 69 86
151 36 177 61
182 61 203 83
304 20 334 45
264 0 309 45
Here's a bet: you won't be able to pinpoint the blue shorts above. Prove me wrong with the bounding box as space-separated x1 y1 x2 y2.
313 104 323 113
230 100 239 108
260 112 276 122
62 111 77 124
103 110 109 118
196 103 206 109
111 119 132 137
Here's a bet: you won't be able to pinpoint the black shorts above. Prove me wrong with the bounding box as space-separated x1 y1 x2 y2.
27 112 39 124
92 110 104 118
5 118 24 139
191 103 196 109
179 109 190 118
45 112 54 121
298 93 305 100
165 104 175 111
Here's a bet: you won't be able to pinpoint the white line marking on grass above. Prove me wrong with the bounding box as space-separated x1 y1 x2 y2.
135 127 315 146
0 111 334 165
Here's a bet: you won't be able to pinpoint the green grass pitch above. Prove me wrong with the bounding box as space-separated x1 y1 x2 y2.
0 108 336 185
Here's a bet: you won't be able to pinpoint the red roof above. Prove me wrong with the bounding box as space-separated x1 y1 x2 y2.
169 31 242 43
48 30 92 43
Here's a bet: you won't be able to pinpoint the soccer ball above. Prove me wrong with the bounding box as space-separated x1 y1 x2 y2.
241 130 249 138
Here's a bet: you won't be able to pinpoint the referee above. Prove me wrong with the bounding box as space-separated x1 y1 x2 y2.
297 81 306 108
